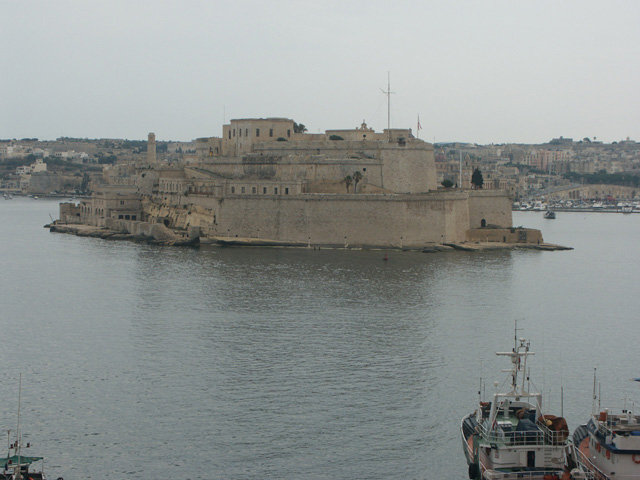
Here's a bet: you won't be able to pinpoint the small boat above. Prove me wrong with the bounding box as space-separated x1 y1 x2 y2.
461 331 570 480
0 453 47 480
544 210 556 219
569 376 640 480
622 205 633 214
0 375 63 480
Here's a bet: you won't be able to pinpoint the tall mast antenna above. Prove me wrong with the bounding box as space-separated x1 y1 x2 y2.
380 72 395 141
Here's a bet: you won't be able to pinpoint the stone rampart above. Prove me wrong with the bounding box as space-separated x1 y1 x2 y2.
467 227 543 244
178 190 508 248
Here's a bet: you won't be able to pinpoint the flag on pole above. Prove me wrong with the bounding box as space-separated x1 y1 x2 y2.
417 115 422 131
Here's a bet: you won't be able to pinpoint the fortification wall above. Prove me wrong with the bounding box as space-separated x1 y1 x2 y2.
178 191 485 247
467 190 513 229
193 140 435 194
467 228 542 244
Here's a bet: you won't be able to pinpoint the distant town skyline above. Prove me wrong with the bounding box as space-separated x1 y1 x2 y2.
2 0 639 144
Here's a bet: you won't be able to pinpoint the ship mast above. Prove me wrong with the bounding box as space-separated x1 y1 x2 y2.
496 323 534 396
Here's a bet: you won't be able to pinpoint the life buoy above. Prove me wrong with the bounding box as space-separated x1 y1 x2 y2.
633 454 640 464
606 449 611 460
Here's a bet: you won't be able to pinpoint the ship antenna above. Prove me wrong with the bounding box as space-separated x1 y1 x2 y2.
592 368 597 416
16 373 22 480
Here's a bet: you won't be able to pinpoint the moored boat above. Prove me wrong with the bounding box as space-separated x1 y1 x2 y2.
544 211 556 219
0 375 63 480
569 376 640 480
460 332 571 479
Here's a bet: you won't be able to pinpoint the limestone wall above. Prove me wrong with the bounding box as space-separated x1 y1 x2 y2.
467 190 513 229
191 139 435 195
27 172 82 194
467 227 543 244
178 191 484 247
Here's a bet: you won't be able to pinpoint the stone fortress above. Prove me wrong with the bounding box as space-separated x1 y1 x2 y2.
58 117 544 249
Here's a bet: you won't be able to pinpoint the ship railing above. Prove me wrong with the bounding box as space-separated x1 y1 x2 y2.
594 406 640 436
572 443 611 480
482 468 565 480
477 420 568 446
536 420 570 445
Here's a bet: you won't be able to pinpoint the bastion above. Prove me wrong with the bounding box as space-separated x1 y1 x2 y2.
53 118 563 251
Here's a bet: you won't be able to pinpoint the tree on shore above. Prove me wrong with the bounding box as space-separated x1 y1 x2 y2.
343 175 353 193
352 171 363 193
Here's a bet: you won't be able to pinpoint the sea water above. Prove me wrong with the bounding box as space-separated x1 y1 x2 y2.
0 198 639 479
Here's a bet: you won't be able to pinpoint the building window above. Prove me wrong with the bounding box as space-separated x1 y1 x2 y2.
233 129 235 137
269 129 273 137
285 188 289 195
118 214 123 219
228 131 231 139
120 200 124 205
231 187 235 193
241 187 245 193
263 187 267 194
125 215 130 220
132 215 137 221
239 129 242 137
274 187 278 194
287 129 291 137
252 187 256 194
256 128 260 137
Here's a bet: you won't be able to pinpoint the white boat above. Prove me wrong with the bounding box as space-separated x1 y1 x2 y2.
544 210 556 219
570 376 640 480
622 205 633 214
461 332 570 479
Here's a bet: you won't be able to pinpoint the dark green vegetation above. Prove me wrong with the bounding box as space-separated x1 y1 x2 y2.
563 170 640 188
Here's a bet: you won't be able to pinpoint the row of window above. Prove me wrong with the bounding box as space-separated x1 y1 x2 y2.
229 128 292 139
82 207 105 215
231 186 290 195
117 214 137 220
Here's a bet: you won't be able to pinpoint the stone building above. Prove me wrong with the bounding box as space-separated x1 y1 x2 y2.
71 118 519 248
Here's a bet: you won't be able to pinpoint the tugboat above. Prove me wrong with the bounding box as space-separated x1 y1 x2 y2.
460 332 570 479
570 375 640 480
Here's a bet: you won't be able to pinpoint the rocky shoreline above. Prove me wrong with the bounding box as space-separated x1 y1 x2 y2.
47 223 571 251
47 223 199 247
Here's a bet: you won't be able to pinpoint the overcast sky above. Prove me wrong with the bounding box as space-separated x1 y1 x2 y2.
2 1 638 144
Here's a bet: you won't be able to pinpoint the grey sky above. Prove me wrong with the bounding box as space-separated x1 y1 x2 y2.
2 0 638 144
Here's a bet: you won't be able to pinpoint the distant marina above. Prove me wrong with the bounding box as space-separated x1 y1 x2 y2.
514 200 640 213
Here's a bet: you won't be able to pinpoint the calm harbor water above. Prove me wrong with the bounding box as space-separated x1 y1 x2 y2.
1 198 639 479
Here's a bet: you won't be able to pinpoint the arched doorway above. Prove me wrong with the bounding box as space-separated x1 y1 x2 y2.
481 219 486 227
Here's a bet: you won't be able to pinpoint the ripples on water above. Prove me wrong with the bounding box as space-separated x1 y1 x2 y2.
1 200 639 479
